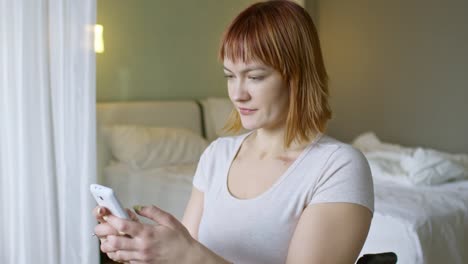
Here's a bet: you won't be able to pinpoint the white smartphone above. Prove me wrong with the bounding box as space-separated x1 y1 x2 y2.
90 184 129 219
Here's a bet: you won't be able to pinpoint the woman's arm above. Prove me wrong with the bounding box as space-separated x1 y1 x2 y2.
285 203 372 264
182 187 205 240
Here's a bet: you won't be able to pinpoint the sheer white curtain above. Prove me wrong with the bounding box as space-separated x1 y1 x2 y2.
0 0 98 263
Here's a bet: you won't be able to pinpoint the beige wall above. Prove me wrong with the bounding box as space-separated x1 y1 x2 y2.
307 0 468 153
97 0 256 102
98 0 468 152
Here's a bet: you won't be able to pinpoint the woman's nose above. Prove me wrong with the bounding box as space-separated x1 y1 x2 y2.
230 79 250 101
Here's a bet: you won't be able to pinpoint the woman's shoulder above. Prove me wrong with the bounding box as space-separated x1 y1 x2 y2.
307 134 374 212
314 134 368 165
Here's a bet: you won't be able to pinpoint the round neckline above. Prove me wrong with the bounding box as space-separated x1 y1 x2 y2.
223 131 323 202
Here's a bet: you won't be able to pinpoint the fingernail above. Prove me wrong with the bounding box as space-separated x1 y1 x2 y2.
118 231 126 236
97 207 103 215
103 216 108 221
133 205 143 212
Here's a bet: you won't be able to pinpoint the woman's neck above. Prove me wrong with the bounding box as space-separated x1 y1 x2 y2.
246 128 318 157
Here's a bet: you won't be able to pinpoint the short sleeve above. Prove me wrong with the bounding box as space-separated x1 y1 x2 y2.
192 139 218 192
308 145 374 212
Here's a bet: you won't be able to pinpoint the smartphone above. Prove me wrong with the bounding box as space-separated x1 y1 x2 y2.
90 184 129 219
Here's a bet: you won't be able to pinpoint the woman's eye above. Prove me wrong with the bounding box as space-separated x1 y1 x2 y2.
224 75 234 79
249 76 264 81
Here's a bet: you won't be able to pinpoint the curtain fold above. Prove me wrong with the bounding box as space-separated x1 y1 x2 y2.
0 0 98 263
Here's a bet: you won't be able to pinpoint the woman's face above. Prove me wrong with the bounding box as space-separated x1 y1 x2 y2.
223 58 290 131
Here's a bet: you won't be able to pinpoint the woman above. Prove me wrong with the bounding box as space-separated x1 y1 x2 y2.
94 1 374 263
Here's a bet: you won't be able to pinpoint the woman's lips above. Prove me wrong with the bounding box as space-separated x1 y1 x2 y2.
238 107 257 115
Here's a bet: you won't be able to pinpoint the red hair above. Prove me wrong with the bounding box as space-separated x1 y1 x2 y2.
219 0 331 147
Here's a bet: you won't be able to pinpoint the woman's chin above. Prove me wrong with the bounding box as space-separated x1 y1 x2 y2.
240 121 258 131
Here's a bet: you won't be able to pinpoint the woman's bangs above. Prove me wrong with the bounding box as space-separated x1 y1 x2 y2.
222 32 258 63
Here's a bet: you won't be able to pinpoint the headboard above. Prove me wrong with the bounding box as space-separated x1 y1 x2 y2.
96 100 203 135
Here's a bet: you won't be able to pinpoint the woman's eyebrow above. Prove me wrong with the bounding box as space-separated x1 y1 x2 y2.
223 66 268 73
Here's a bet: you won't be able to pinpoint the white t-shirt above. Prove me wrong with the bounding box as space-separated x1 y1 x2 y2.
193 132 374 264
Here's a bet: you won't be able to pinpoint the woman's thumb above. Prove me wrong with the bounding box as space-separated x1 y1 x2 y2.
133 205 179 228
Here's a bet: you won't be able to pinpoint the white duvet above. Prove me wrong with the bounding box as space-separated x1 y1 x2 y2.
353 132 468 186
354 132 468 263
362 178 468 264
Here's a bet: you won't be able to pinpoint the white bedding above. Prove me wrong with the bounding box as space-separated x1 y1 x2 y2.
353 132 468 186
361 171 468 264
103 162 196 220
355 132 468 263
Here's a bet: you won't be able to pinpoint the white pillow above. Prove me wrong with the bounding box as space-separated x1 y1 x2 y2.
353 132 468 186
401 148 468 186
103 125 208 170
352 131 413 155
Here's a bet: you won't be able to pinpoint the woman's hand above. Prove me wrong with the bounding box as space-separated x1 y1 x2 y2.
94 205 198 264
93 205 139 264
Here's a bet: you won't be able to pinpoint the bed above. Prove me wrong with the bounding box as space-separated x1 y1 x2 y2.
96 98 468 264
361 178 468 263
354 133 468 264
